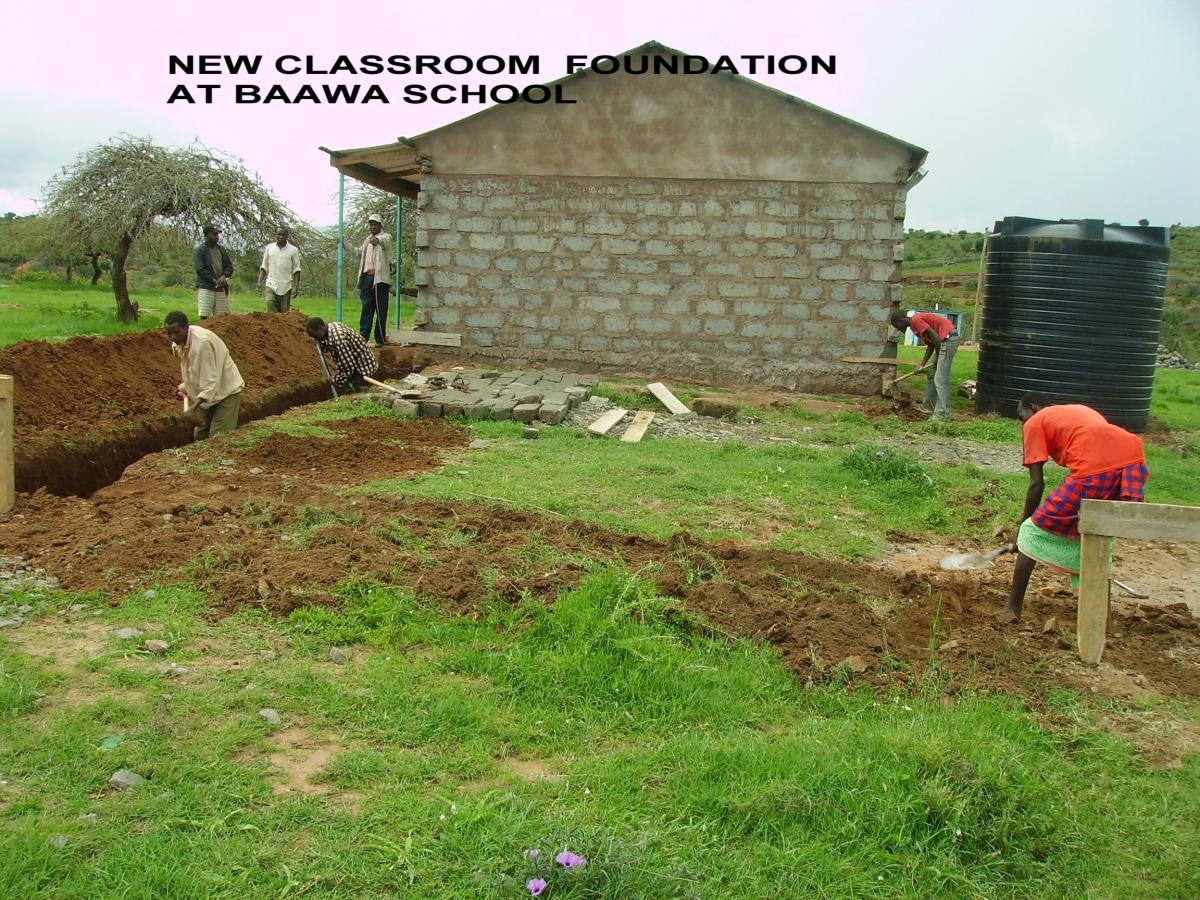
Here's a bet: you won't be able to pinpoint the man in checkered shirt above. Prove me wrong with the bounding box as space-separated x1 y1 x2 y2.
306 317 378 391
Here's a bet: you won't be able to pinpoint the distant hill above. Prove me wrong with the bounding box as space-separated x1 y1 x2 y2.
901 225 1199 361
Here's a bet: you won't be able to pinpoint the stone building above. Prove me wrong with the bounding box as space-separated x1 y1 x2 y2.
326 42 927 393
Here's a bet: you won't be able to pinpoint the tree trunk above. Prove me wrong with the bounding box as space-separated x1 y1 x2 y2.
90 252 102 286
64 264 74 284
111 235 139 323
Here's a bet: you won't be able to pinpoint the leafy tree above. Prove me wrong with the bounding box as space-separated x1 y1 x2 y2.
0 214 80 279
42 136 295 321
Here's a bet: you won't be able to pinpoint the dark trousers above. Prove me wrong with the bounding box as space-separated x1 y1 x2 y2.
358 274 390 344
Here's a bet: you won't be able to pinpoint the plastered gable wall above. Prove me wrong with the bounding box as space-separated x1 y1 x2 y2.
414 63 920 184
414 174 907 392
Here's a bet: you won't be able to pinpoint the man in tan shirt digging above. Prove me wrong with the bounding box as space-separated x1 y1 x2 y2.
164 310 245 440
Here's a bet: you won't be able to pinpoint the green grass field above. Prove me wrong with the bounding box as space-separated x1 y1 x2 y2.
1 281 1199 897
3 569 1198 897
0 281 412 346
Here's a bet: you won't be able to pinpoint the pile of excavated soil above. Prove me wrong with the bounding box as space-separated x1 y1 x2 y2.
237 417 470 482
2 413 1198 704
0 312 432 495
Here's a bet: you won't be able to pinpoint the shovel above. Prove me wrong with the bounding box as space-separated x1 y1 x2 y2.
939 544 1015 572
882 362 934 400
893 362 934 386
313 340 339 401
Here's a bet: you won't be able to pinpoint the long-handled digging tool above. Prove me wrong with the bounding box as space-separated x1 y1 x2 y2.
883 362 933 401
894 362 933 386
313 340 339 401
838 357 934 401
940 544 1015 572
362 375 404 395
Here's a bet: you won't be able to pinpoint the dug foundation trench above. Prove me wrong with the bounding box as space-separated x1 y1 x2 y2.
17 381 336 496
0 311 429 497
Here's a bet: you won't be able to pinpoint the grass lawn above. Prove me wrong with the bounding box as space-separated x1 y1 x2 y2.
1 282 1198 897
3 569 1198 897
0 281 412 347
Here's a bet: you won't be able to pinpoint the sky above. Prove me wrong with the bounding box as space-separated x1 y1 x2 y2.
2 0 1197 232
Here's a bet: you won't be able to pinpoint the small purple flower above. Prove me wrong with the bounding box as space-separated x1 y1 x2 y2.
524 848 540 860
527 877 547 896
555 850 587 868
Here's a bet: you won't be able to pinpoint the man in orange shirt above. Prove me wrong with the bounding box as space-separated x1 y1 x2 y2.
890 309 961 420
1001 393 1148 622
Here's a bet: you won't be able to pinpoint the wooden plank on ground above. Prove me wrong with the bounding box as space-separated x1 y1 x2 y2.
620 410 655 443
1079 499 1200 542
841 356 903 366
587 408 628 437
387 330 462 347
646 382 690 415
1076 532 1113 665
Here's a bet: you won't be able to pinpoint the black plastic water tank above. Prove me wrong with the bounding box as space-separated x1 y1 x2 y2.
975 216 1170 432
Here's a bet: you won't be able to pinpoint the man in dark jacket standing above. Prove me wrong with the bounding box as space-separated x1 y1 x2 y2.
194 223 234 319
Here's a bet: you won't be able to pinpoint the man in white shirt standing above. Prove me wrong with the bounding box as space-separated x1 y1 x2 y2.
357 213 392 345
257 226 302 312
164 310 246 440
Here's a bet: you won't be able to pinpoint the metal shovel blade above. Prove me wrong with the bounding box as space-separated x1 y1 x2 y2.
940 551 991 571
939 545 1012 572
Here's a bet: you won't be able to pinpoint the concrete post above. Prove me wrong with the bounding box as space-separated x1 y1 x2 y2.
0 375 12 514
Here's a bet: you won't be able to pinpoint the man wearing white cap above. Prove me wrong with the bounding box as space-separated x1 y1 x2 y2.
357 213 392 345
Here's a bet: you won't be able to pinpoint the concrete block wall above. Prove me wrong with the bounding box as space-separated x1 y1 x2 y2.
414 174 907 393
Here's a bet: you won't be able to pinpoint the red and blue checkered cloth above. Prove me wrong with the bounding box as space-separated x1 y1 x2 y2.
1031 462 1149 539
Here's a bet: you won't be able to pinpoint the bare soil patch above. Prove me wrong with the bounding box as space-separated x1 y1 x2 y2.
237 417 470 483
264 726 345 796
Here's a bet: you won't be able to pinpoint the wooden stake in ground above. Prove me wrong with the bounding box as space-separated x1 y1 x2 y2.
620 410 655 443
587 408 628 437
0 375 12 514
1076 533 1113 665
646 382 690 415
1077 499 1200 664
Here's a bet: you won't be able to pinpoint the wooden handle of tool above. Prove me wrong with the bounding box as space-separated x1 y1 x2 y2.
362 375 403 394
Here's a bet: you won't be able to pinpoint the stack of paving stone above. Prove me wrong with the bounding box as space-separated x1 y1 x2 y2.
1156 344 1199 370
389 369 600 425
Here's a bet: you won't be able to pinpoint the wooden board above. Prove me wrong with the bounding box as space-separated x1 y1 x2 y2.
387 330 462 347
841 356 903 366
0 375 11 515
646 382 690 415
587 408 628 437
1079 499 1200 542
1076 533 1113 665
620 410 655 443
